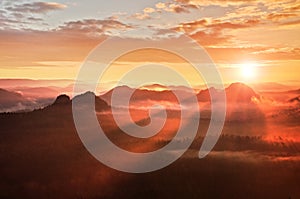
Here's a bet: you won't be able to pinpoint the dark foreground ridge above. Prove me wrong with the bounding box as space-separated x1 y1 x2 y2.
0 83 299 199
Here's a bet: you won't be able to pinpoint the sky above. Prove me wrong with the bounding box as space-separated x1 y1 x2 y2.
0 0 300 88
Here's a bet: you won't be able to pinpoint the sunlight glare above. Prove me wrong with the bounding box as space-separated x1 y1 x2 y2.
241 63 257 79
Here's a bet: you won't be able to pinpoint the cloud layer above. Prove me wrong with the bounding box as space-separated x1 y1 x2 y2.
6 2 67 13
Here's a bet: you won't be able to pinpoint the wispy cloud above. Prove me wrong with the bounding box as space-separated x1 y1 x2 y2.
0 2 67 30
172 18 260 46
267 13 297 20
6 2 67 14
131 0 199 20
56 19 133 37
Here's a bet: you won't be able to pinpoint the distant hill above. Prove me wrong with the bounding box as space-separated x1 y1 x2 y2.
53 94 71 105
197 87 219 102
4 82 297 113
0 79 73 89
289 96 300 103
0 86 299 199
0 88 26 103
100 85 195 105
101 82 260 105
250 82 298 92
47 92 109 113
197 82 259 103
12 86 61 98
0 88 31 112
225 82 259 103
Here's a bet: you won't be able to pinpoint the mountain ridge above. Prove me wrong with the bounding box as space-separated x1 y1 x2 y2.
0 82 292 113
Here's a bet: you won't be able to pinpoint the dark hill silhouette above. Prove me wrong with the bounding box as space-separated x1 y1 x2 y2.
44 92 109 114
288 96 300 104
287 88 300 94
225 82 259 103
72 91 109 110
0 83 300 199
53 94 71 105
0 86 299 199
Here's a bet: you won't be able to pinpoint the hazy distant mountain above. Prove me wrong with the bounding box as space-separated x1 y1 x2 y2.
0 79 73 89
2 82 299 113
250 82 298 92
287 89 300 95
0 88 26 103
197 87 219 102
197 82 259 103
101 82 260 106
259 88 300 103
100 85 194 105
140 84 196 92
140 84 169 91
0 88 32 112
12 87 61 98
0 88 58 113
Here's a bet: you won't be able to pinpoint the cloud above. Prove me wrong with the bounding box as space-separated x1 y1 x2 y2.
171 5 190 13
204 46 300 63
168 0 299 52
164 3 198 13
6 2 67 13
0 28 104 68
172 19 208 32
27 17 43 22
155 2 166 9
57 19 133 37
251 47 300 60
180 0 291 7
222 5 264 20
153 28 180 38
132 1 199 19
143 7 156 14
0 18 132 67
206 19 260 31
1 2 67 29
173 18 260 45
208 21 247 29
131 13 151 20
176 18 260 33
190 30 231 46
176 0 253 7
267 13 297 20
288 4 300 11
281 19 300 26
0 18 22 29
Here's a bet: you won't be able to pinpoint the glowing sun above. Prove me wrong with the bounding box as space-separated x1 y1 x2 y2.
241 63 257 79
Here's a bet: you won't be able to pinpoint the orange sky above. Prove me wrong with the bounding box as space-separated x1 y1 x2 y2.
0 0 299 87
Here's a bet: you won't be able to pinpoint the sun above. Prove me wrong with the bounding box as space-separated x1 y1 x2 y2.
241 63 257 79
